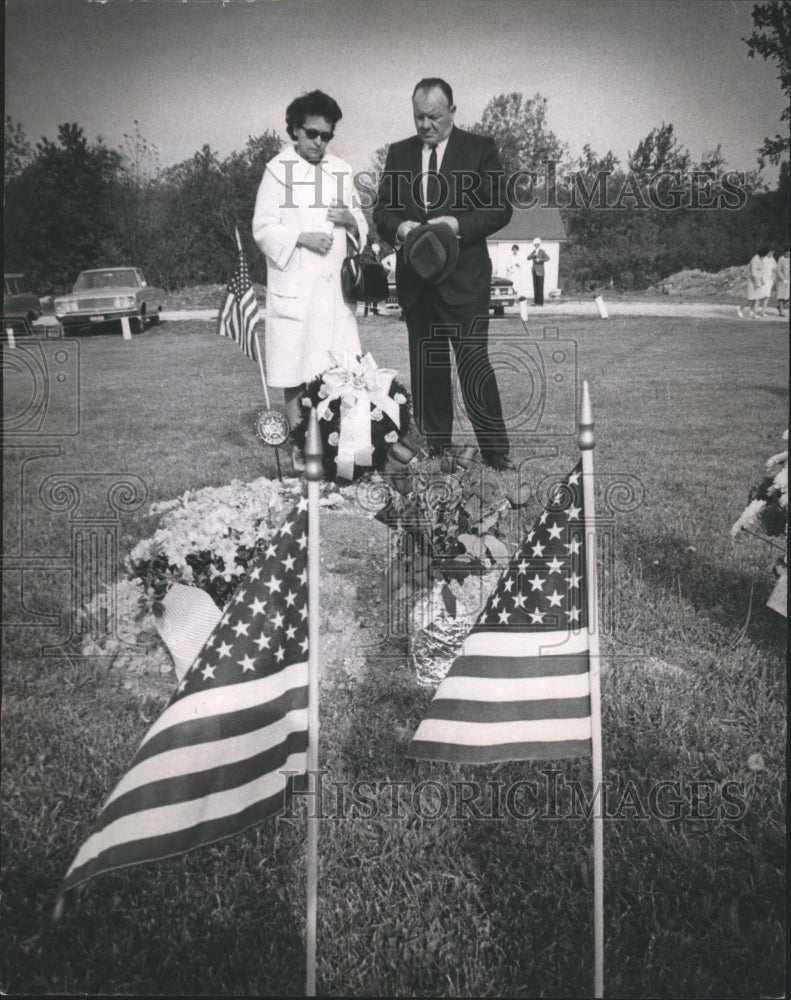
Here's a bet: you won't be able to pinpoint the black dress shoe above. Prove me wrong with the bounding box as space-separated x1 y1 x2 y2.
484 454 515 471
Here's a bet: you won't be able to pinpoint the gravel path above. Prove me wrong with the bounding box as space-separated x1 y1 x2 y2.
156 302 788 323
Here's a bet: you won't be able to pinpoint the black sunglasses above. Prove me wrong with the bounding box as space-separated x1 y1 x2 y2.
301 126 334 143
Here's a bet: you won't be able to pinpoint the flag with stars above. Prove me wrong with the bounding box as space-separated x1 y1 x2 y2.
56 498 310 902
408 464 594 763
218 235 261 360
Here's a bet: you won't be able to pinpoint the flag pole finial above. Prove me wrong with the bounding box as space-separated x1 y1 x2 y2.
578 380 594 451
305 408 323 481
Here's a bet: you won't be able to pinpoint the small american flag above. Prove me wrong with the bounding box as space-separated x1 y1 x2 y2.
409 464 594 763
56 498 309 903
218 234 261 360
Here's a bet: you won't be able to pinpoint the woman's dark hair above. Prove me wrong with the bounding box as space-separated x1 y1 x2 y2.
285 90 342 140
511 244 519 252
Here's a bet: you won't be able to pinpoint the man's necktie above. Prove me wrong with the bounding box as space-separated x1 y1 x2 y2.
425 146 438 209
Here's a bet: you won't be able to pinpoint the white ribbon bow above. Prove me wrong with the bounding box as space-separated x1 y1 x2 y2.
316 352 401 480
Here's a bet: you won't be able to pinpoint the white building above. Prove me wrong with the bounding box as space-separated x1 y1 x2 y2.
488 206 567 298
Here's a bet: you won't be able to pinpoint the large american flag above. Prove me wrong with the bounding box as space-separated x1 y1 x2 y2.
409 464 594 763
57 498 309 902
218 237 261 360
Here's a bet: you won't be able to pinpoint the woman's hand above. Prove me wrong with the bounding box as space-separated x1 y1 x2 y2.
326 204 357 230
297 231 334 255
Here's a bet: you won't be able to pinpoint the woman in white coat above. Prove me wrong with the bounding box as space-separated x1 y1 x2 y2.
253 91 368 467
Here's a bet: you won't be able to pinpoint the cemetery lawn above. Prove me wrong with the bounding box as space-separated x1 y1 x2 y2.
1 312 787 997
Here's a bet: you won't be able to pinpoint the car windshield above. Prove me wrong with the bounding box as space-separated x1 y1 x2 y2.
73 269 139 291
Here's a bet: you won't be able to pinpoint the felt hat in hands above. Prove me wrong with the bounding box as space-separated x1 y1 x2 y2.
403 222 459 284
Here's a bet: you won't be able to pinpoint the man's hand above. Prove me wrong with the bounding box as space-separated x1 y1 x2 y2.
396 220 421 243
428 215 460 236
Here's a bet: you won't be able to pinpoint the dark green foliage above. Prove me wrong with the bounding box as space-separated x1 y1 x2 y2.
3 123 283 293
743 0 791 166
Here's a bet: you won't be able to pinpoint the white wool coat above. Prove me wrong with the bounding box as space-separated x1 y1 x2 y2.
252 147 368 387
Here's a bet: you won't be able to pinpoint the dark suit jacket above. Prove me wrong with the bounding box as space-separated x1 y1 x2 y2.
373 127 512 308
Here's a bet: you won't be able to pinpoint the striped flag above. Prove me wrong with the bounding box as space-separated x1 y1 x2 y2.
56 497 310 904
218 236 261 360
408 463 594 763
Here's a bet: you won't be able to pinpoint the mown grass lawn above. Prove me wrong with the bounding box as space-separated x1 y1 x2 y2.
1 312 787 996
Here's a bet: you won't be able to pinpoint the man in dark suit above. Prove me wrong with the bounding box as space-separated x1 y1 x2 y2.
373 78 513 468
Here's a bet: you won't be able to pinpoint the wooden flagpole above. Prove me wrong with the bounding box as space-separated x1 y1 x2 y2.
304 409 322 997
578 380 604 998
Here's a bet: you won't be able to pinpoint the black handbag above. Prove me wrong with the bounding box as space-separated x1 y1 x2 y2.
341 233 390 304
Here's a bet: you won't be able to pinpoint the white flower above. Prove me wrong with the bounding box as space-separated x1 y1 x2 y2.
393 392 407 405
385 431 399 444
371 407 383 421
730 498 766 537
328 432 340 446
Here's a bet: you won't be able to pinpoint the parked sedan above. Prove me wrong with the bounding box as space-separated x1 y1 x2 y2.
3 273 42 333
54 267 165 333
489 276 516 316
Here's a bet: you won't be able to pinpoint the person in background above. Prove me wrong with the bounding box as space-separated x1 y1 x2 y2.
775 246 789 318
505 244 530 303
373 77 513 469
252 90 368 470
363 243 382 316
758 248 776 318
527 237 550 306
737 248 765 319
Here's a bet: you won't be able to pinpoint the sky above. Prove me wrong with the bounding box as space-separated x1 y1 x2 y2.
4 0 787 185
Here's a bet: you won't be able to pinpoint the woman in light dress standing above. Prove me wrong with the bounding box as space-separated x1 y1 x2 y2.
758 248 776 317
253 90 368 468
737 248 765 319
775 246 789 317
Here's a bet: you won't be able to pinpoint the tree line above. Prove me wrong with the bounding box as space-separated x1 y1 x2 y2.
4 0 789 296
4 109 787 296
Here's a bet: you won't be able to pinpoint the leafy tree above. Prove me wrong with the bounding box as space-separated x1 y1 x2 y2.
627 123 691 184
102 121 163 274
4 117 32 185
470 92 569 177
743 0 790 166
4 123 122 290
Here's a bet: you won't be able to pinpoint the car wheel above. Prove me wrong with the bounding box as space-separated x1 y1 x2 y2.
148 311 160 327
493 306 504 317
134 309 147 333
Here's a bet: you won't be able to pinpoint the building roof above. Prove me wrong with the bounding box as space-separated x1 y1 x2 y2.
490 205 567 242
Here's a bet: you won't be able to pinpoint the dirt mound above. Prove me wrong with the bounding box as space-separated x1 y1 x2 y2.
649 266 746 299
163 283 267 310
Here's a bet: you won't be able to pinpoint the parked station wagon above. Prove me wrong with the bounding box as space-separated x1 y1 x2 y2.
3 273 42 332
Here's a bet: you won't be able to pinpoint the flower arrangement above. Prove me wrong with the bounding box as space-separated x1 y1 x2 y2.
292 352 411 483
375 451 516 618
730 430 787 612
730 431 788 544
127 476 345 615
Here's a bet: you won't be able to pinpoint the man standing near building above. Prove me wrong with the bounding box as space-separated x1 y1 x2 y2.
527 237 550 306
373 78 513 469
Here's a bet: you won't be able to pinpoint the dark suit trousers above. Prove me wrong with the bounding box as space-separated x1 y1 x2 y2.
404 288 509 459
533 271 545 306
